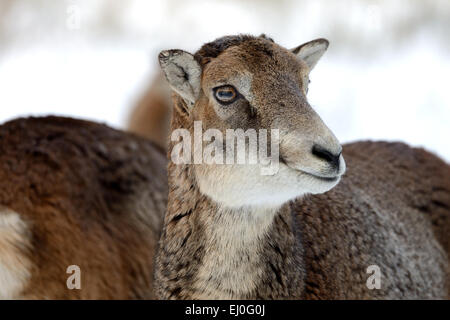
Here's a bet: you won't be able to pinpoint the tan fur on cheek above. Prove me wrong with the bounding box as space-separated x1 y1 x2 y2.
0 208 32 299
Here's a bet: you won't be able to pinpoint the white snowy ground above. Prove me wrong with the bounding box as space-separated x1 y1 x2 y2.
0 0 449 160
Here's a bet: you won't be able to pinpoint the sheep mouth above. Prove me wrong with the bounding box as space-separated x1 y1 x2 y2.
279 155 340 183
305 173 339 182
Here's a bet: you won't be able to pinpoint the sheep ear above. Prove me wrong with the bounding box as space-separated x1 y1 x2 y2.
291 38 329 71
159 50 202 110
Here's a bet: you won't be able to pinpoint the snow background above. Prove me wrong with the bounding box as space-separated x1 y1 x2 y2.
0 0 449 160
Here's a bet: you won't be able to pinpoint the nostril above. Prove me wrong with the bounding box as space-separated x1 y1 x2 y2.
312 145 334 162
312 145 341 168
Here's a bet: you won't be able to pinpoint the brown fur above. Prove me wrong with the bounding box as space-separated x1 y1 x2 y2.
297 141 450 299
0 116 167 299
154 35 450 299
127 72 173 150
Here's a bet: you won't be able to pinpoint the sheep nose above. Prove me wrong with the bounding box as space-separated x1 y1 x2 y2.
312 144 341 169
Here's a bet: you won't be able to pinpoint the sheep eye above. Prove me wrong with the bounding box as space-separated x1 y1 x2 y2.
213 85 238 105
